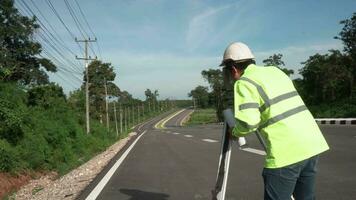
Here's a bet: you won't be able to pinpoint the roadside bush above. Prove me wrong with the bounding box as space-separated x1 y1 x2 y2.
17 132 49 170
0 139 19 172
0 82 119 176
308 99 356 118
0 83 27 145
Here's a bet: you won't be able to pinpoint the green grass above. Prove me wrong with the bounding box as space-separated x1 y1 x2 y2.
185 108 218 125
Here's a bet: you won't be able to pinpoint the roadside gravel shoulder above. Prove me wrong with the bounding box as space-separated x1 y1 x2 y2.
14 132 137 200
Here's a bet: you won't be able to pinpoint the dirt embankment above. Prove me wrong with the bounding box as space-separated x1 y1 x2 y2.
1 132 137 199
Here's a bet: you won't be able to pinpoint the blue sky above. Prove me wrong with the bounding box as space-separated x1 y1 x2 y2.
16 0 356 100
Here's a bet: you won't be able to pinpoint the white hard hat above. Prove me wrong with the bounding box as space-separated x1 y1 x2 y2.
220 42 255 66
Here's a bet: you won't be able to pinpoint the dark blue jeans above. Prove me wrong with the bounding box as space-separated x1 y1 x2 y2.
262 155 319 200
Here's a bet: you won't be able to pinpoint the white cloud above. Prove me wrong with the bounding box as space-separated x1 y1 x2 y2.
185 4 235 51
254 41 343 78
51 41 343 99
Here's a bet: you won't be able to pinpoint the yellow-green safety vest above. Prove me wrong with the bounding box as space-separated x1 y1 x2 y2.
232 64 329 168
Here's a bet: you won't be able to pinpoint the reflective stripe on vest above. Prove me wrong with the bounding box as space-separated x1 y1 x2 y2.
238 77 306 130
239 103 259 110
259 105 307 129
239 77 300 112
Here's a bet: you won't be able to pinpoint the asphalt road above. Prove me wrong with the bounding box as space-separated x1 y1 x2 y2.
78 109 356 200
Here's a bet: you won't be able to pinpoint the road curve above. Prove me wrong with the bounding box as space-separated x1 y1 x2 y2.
77 110 356 200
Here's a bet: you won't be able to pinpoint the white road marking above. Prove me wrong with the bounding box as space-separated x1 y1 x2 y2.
184 135 193 138
173 132 180 135
85 130 147 200
241 147 266 156
202 139 218 143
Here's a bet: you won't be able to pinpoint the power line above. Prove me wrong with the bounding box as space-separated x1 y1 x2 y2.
73 0 96 38
73 0 103 59
38 54 81 88
45 0 84 52
37 30 83 73
63 0 98 59
63 0 87 39
41 50 83 78
29 0 77 56
14 1 83 91
54 71 81 89
17 0 83 72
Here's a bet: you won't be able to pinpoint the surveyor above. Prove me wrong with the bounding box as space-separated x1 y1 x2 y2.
220 42 329 200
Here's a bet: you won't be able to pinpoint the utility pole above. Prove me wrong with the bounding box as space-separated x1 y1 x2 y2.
137 105 140 123
124 107 127 131
104 78 110 131
76 37 97 134
152 99 156 112
104 78 109 131
113 102 118 138
193 97 196 109
132 104 135 125
120 103 123 134
128 106 131 129
142 103 145 118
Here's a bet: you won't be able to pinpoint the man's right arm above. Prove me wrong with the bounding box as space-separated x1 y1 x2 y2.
232 80 261 137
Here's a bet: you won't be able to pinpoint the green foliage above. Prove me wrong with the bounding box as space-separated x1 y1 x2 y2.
308 99 356 118
0 99 24 144
263 53 294 77
185 109 218 125
188 85 209 108
336 12 356 57
0 83 26 144
0 139 19 172
298 50 352 104
27 83 66 108
0 82 120 175
201 69 224 121
0 0 56 85
84 60 120 121
144 89 159 102
174 100 192 108
68 89 85 113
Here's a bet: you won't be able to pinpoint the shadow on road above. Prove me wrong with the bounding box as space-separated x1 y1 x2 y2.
120 188 170 200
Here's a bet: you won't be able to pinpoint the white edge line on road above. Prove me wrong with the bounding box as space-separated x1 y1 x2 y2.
241 147 266 156
202 139 218 143
85 130 147 200
184 135 193 138
173 132 180 135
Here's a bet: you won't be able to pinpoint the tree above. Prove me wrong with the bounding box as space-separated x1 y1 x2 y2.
144 89 153 101
201 69 224 121
144 89 159 102
336 12 356 58
188 86 209 108
0 0 56 85
299 50 351 104
83 60 120 120
27 83 66 109
263 54 294 77
335 12 356 98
